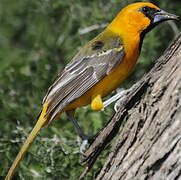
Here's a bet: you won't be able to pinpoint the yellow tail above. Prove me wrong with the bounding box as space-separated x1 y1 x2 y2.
5 101 49 180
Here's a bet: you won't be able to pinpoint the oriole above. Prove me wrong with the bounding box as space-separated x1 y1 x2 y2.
6 2 179 180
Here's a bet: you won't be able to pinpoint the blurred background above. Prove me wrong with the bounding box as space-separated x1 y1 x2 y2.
0 0 180 179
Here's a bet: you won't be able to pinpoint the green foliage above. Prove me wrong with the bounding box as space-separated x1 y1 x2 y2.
0 0 180 179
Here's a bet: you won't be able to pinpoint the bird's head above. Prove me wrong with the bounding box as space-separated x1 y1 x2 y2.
108 2 179 36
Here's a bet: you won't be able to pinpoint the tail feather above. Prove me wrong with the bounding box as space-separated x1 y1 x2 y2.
5 101 50 180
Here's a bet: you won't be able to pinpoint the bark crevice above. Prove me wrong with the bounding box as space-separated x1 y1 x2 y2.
80 34 181 180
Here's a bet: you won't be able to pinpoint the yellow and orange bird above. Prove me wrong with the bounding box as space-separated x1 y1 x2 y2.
6 2 179 180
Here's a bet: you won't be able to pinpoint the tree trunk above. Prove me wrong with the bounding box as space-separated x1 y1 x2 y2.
80 34 181 180
96 34 181 180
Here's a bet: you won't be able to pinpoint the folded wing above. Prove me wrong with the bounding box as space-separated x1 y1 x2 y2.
42 35 125 123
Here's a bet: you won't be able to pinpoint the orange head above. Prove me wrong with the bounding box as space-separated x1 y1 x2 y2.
108 2 179 36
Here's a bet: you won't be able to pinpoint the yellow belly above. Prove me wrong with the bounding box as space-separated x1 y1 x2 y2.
64 50 139 111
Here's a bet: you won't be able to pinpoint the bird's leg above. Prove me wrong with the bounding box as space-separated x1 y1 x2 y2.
103 89 129 110
103 80 142 111
66 111 95 153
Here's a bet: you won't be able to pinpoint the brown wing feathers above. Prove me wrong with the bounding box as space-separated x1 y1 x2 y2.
42 36 125 123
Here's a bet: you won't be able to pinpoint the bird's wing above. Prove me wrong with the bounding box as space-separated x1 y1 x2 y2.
42 35 125 122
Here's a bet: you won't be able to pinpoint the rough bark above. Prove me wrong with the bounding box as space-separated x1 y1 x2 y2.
80 34 181 179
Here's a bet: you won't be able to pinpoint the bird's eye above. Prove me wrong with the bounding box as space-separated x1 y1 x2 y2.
142 6 150 14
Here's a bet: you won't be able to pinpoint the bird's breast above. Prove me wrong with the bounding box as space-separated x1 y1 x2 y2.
65 35 140 110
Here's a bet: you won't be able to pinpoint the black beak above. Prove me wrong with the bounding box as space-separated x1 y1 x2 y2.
153 9 180 24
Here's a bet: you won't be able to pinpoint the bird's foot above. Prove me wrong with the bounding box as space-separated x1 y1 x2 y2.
80 134 96 153
114 93 128 112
